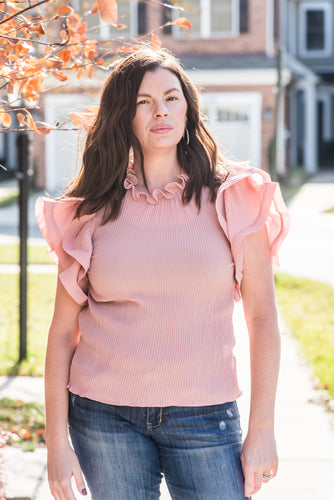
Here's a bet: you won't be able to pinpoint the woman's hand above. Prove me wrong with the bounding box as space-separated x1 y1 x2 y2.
47 438 87 500
240 426 278 498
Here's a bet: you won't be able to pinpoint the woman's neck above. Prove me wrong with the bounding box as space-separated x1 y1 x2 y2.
132 150 182 192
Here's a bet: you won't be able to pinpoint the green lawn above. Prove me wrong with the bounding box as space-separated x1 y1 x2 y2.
0 188 18 208
275 273 334 399
0 243 51 265
0 272 56 376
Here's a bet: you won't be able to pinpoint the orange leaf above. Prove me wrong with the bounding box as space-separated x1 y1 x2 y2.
76 67 84 79
37 126 51 135
57 5 73 16
25 110 40 134
17 113 26 126
116 24 127 30
151 33 161 51
96 57 104 65
88 49 98 59
14 42 31 56
7 82 14 95
38 58 64 69
27 76 44 93
96 0 117 24
77 22 87 35
88 64 94 78
91 4 98 14
85 105 99 114
29 24 45 35
0 110 12 128
58 49 71 65
69 106 98 128
43 45 53 54
173 17 192 29
19 429 31 440
52 70 68 81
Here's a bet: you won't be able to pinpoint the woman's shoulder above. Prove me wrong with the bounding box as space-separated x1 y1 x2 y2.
217 162 271 194
35 196 102 225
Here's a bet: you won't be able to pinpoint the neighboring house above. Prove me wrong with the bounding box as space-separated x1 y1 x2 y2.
283 0 334 174
16 0 334 191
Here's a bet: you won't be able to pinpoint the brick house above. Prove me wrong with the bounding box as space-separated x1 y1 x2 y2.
283 0 334 174
3 0 332 191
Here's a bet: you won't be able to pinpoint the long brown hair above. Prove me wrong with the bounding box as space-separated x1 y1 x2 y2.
65 45 227 223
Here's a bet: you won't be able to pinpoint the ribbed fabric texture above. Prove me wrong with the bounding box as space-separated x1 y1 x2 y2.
35 164 290 407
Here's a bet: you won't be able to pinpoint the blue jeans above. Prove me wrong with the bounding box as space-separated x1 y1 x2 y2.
68 394 247 500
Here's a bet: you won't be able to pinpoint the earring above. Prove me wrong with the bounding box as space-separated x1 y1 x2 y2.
184 127 190 145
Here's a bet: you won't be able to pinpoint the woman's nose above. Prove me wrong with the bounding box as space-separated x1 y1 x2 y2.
153 100 168 118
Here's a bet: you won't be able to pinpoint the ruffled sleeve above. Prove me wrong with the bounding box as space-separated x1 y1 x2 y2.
215 165 290 301
35 197 96 306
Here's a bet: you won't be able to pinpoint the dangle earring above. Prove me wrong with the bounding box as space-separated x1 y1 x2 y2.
184 127 190 145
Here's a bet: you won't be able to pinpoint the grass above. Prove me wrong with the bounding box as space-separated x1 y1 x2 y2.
0 272 56 376
0 397 45 451
275 273 334 399
0 188 18 208
279 167 308 203
0 243 51 265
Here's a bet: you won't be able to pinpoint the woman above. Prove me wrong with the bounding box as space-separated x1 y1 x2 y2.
36 46 289 500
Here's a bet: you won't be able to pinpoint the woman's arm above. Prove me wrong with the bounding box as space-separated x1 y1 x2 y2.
240 226 280 498
44 265 87 499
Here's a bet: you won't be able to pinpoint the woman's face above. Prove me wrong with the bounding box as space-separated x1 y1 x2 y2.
132 67 188 156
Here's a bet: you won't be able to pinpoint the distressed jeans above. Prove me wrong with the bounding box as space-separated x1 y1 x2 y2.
68 394 248 500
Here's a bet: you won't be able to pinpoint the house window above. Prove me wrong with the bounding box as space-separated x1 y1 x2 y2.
172 0 241 39
299 2 332 57
76 0 141 39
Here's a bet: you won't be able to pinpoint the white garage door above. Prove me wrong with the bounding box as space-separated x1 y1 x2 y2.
201 92 262 168
44 94 96 193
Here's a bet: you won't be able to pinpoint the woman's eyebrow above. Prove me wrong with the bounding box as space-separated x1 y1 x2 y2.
137 88 182 97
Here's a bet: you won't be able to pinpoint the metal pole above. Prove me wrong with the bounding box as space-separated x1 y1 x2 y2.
16 132 32 362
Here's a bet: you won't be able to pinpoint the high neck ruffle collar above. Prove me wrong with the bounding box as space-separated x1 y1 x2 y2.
124 165 188 205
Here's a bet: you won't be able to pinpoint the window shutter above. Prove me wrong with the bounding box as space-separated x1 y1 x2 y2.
138 1 147 35
162 1 172 35
240 0 248 33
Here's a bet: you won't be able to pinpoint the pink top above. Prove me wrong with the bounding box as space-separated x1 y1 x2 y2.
35 164 290 407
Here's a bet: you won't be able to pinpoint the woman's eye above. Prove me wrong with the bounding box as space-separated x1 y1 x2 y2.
166 96 178 101
137 99 149 105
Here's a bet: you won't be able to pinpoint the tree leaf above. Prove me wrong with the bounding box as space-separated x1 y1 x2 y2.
69 106 98 128
36 126 51 135
57 5 73 16
76 67 84 79
25 110 40 134
96 0 117 24
0 111 12 128
16 113 26 127
77 22 87 35
172 17 192 29
58 49 72 65
151 33 161 50
52 70 69 81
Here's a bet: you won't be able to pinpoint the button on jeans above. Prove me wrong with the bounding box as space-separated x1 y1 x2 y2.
68 394 248 500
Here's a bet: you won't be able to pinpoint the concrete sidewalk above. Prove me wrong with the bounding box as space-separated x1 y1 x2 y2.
1 171 334 499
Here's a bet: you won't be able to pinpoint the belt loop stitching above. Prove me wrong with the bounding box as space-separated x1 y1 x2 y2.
146 407 163 430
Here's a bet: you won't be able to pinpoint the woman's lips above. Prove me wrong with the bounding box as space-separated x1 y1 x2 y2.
150 125 173 133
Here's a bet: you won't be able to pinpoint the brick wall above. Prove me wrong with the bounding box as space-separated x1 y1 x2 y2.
147 0 268 55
